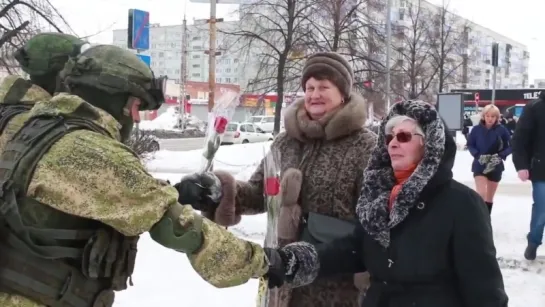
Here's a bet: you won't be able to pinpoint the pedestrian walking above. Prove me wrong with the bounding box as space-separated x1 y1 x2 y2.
512 91 545 260
467 104 512 213
462 114 473 150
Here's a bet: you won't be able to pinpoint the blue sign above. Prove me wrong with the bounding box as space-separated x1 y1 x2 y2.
136 54 151 67
514 106 524 117
128 9 150 50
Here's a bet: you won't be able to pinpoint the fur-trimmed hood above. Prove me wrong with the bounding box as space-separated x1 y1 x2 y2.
356 100 456 247
283 92 367 142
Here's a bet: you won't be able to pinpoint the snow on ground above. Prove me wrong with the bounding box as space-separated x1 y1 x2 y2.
115 142 545 306
139 106 205 131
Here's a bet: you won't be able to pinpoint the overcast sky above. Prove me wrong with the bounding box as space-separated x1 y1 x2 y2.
51 0 544 81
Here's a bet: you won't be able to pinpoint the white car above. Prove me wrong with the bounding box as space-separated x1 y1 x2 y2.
249 115 284 133
222 122 274 144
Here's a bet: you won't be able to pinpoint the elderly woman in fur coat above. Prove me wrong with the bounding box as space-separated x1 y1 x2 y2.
262 100 509 307
175 52 377 307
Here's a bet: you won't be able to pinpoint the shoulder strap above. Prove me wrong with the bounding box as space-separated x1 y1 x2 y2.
2 78 33 104
0 115 110 260
0 104 33 133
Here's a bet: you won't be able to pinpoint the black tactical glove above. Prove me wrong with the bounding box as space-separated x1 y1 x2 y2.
174 172 222 212
264 247 299 289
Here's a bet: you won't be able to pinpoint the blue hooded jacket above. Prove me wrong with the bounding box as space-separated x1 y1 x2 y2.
467 122 512 173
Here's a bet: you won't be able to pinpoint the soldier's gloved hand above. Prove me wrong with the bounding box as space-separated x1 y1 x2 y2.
174 172 222 211
264 247 299 289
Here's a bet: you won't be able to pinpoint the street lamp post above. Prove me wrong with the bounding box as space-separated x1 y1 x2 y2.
385 0 392 110
207 0 218 112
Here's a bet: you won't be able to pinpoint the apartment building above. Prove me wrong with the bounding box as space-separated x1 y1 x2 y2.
367 0 529 91
112 0 529 96
111 19 255 87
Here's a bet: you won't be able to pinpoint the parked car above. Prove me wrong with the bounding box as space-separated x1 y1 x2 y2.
249 115 285 133
222 122 274 145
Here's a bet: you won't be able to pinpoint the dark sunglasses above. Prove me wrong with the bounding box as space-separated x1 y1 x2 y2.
385 132 422 145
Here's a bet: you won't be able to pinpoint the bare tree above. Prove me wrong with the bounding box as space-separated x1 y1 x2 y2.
390 0 437 100
0 0 74 73
306 0 386 84
426 1 470 93
221 0 315 134
306 0 364 52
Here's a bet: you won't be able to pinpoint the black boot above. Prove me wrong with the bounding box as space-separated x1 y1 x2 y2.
485 202 493 214
524 242 538 260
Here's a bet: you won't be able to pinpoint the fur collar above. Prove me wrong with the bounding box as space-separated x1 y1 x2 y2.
283 92 367 141
356 100 456 248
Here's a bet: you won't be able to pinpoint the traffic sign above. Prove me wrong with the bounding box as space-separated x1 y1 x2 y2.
128 9 150 50
136 54 151 67
474 92 480 103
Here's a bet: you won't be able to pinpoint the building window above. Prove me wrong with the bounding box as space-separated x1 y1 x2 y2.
193 64 200 68
159 52 164 57
192 73 200 77
192 45 200 50
234 58 239 63
192 36 200 41
225 68 231 73
192 54 201 59
225 77 231 83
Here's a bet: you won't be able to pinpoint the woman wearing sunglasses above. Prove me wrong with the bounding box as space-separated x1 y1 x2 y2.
263 100 507 307
467 104 512 214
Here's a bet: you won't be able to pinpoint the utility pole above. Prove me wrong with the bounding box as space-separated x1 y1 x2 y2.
178 13 188 130
205 0 223 112
385 0 392 110
491 42 499 105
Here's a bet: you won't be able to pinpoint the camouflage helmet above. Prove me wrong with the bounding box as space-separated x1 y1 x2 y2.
14 33 89 77
59 44 166 111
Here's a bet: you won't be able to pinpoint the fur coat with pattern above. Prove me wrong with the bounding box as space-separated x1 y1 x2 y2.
206 92 377 307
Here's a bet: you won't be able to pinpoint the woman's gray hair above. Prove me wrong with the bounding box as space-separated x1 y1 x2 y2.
384 115 424 136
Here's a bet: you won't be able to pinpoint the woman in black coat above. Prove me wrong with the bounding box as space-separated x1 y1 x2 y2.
264 100 508 307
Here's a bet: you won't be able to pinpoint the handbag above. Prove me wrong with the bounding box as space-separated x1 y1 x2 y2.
300 212 358 244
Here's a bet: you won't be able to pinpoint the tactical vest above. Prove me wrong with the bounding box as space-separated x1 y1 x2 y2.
0 113 139 307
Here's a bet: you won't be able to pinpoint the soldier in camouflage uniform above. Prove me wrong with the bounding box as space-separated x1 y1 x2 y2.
0 33 88 150
0 44 270 307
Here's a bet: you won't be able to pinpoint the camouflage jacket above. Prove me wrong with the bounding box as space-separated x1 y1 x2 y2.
0 93 268 306
0 75 51 151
